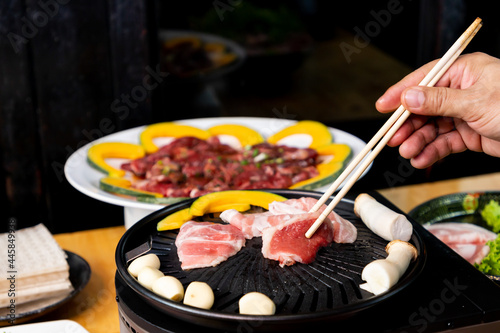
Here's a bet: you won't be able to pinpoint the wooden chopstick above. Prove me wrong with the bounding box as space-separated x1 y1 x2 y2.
305 17 482 238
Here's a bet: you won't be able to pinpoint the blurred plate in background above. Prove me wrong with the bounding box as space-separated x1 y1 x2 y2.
409 191 500 282
409 191 500 229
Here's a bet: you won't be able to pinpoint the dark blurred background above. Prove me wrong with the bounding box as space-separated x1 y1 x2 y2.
1 0 499 233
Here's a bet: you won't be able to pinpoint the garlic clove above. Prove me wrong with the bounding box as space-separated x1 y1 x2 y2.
128 253 161 277
183 281 214 309
239 292 276 315
152 276 184 302
137 266 164 290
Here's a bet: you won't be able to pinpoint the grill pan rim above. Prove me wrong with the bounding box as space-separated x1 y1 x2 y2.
115 189 426 331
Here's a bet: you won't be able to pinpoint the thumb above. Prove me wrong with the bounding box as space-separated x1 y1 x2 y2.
401 86 471 119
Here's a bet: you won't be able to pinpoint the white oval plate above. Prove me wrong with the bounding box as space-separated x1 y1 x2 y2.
64 117 370 212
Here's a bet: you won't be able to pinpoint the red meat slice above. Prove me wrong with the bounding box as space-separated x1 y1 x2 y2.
121 136 321 198
220 197 357 243
261 211 334 267
269 197 357 244
175 221 246 270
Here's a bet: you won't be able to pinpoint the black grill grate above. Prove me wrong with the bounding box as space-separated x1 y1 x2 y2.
116 190 425 331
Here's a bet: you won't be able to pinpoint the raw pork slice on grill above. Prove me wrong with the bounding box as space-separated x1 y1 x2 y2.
261 211 335 267
220 197 357 243
269 197 357 243
219 209 294 239
425 222 497 265
175 221 246 270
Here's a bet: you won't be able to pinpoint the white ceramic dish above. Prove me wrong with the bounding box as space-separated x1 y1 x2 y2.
64 117 370 228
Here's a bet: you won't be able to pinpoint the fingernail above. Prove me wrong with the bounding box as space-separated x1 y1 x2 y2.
404 88 425 108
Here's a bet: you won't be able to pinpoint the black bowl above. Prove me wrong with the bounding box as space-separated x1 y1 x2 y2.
409 191 500 281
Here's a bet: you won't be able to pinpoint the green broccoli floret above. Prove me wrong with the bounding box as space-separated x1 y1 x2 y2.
475 234 500 275
481 200 500 232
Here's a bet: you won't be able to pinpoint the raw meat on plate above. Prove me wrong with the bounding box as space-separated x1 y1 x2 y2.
425 222 497 264
175 221 246 270
121 137 320 198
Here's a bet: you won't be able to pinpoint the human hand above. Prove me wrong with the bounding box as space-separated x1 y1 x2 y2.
376 52 500 169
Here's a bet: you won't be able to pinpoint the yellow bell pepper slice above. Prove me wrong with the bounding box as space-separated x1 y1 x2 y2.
87 142 145 178
157 202 252 231
290 143 352 190
157 208 193 231
315 143 352 163
189 190 287 217
266 120 332 149
290 162 344 190
140 122 211 154
208 124 264 148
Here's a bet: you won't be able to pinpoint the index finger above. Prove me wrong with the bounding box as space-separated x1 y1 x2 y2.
376 59 440 113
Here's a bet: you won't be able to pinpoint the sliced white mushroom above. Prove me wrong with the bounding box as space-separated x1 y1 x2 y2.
360 240 418 295
239 292 276 315
354 193 413 241
183 281 214 309
128 253 161 277
152 276 185 302
137 267 164 290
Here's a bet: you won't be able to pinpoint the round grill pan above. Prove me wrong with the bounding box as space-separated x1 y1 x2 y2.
116 189 425 331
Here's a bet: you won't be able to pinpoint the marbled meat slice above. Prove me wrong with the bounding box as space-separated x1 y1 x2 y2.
261 211 335 267
451 243 491 265
425 222 497 264
219 209 294 239
269 197 357 243
175 221 246 270
220 197 357 243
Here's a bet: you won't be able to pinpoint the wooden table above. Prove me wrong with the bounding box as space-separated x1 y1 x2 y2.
39 172 500 332
46 226 125 333
378 171 500 213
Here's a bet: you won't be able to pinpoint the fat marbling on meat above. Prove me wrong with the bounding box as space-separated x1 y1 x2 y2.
176 197 357 270
175 221 246 270
425 222 497 264
220 197 357 243
220 197 357 267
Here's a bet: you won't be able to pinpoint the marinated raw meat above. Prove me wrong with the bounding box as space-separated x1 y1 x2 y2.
175 221 246 270
425 222 497 264
261 211 335 267
121 137 319 198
